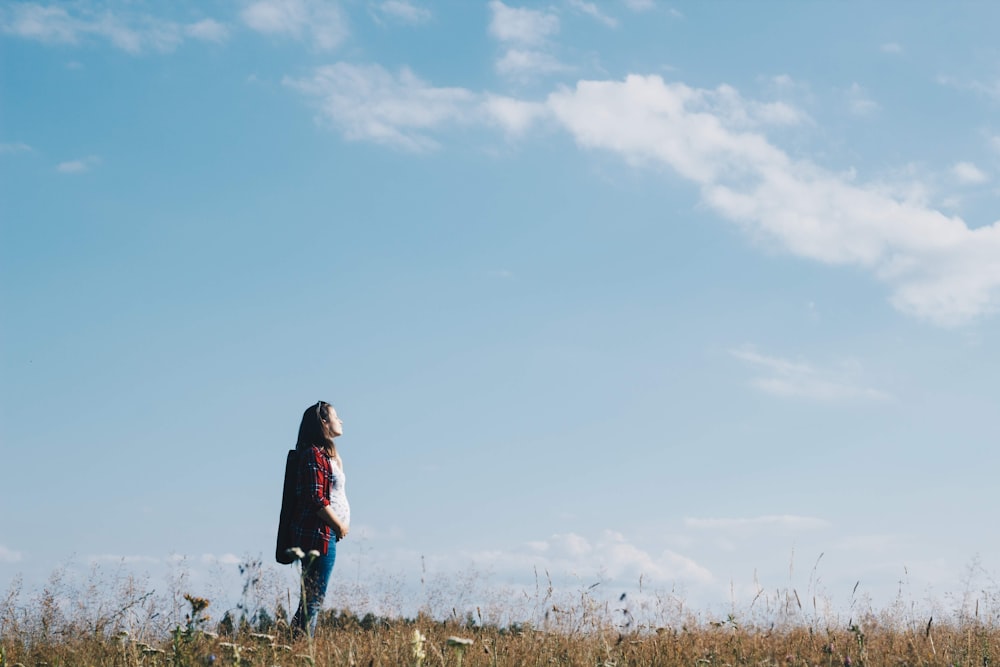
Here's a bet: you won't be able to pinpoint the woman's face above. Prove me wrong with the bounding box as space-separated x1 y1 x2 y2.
325 405 344 438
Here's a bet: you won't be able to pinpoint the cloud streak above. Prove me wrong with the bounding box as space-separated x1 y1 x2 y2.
449 530 714 586
241 0 347 50
730 345 891 402
56 155 100 173
488 1 564 79
1 2 228 53
375 1 431 24
546 75 1000 326
685 515 830 531
0 142 33 154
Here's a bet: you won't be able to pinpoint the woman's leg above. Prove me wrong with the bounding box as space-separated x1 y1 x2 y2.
291 545 336 637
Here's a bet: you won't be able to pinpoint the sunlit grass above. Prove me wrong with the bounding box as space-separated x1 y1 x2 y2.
4 558 1000 666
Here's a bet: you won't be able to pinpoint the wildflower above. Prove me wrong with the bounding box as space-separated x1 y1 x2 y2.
307 549 321 559
286 547 305 561
410 629 427 667
249 633 275 643
447 637 474 667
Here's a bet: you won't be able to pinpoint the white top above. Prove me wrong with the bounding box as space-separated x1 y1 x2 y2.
328 458 350 529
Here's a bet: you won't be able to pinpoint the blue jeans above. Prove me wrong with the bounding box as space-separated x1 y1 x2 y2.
291 544 336 637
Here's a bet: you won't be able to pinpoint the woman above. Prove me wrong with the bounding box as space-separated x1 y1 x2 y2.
289 400 350 637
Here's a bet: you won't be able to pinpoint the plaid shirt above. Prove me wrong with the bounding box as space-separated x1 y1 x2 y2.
292 445 333 554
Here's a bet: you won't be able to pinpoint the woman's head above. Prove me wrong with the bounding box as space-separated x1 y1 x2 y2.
296 401 343 450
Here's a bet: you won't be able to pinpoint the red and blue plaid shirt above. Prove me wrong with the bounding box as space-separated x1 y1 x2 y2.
292 445 333 554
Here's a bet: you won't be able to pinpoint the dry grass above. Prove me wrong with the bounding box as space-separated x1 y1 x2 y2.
4 561 1000 666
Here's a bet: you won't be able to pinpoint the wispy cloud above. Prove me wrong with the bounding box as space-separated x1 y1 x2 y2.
483 94 549 136
1 2 228 53
880 42 902 54
568 0 617 28
488 1 558 45
241 0 347 50
88 554 161 564
474 530 714 584
495 49 568 79
685 515 830 531
284 63 477 151
730 345 891 401
56 155 100 173
0 545 22 563
488 1 564 79
622 0 656 11
937 74 1000 103
0 142 33 154
375 1 431 24
952 161 989 185
184 18 229 43
199 553 241 565
846 82 879 116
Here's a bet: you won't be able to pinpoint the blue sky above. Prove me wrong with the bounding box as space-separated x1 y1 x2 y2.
3 0 1000 622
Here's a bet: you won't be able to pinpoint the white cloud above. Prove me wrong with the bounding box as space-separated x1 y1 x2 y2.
376 0 431 24
1 3 226 53
488 1 559 46
546 75 1000 326
568 0 617 28
56 155 100 173
495 48 568 79
684 515 830 531
730 345 891 401
488 2 565 80
0 545 22 563
284 63 477 151
952 161 989 185
0 142 32 154
185 19 229 43
241 0 347 50
880 42 902 54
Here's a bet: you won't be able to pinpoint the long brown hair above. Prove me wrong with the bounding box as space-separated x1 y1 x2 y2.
296 400 338 453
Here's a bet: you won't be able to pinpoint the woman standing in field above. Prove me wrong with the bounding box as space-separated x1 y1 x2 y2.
289 400 350 637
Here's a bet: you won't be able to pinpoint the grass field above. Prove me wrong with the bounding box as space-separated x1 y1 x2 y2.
4 557 1000 666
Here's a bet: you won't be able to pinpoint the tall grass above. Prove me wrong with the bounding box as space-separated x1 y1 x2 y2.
4 559 1000 666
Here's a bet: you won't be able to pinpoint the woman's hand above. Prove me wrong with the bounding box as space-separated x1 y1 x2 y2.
318 505 349 541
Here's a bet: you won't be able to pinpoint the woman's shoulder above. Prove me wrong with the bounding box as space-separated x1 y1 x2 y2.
299 445 333 466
